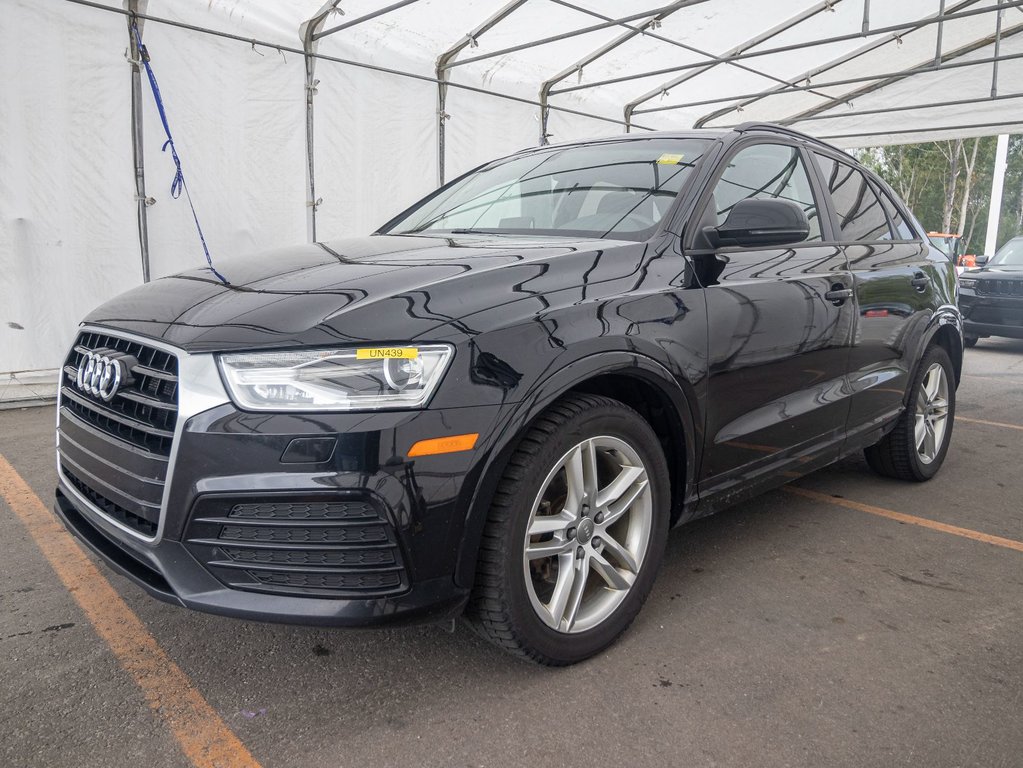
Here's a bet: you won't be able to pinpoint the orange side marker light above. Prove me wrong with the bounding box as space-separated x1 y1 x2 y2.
408 433 479 457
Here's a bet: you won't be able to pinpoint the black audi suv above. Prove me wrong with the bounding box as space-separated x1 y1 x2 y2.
959 236 1023 346
54 123 962 664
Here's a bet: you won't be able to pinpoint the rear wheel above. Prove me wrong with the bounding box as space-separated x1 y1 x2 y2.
864 345 955 481
467 394 670 665
964 335 979 348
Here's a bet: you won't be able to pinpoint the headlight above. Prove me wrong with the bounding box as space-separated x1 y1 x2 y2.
218 345 453 411
959 277 977 290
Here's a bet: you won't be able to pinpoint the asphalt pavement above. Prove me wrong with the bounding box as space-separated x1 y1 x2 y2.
2 339 1021 768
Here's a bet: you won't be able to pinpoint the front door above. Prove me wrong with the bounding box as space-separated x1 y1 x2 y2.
687 140 856 496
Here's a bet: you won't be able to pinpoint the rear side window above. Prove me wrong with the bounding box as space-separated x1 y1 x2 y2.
814 154 891 242
710 143 822 241
876 186 916 240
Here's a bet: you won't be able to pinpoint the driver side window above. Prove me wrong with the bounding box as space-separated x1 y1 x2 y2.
710 143 823 242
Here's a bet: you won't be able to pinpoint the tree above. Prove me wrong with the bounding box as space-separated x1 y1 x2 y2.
854 135 1022 254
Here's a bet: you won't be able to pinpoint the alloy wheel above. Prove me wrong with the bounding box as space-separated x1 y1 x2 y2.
915 362 949 464
522 436 652 634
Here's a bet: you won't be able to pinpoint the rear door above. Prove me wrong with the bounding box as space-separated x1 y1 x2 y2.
810 151 933 436
687 139 856 496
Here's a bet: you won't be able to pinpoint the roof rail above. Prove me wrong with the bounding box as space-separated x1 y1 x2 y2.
732 121 856 159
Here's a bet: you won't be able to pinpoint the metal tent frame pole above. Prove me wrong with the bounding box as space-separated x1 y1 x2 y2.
312 0 421 41
444 1 713 71
68 0 650 135
127 0 151 282
623 0 845 131
759 91 1023 127
435 0 528 186
640 47 1023 120
538 1 692 146
813 120 1023 142
552 0 1022 97
769 17 1023 127
299 1 343 244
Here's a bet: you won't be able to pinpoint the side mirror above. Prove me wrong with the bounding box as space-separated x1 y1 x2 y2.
708 198 811 248
974 254 990 266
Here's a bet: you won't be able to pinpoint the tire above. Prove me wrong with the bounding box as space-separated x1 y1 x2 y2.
864 345 955 482
964 335 979 348
466 393 671 665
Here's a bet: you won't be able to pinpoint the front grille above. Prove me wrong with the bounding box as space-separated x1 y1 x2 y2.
969 306 1023 326
184 496 408 598
60 330 178 455
978 279 1023 297
63 468 158 537
57 330 179 537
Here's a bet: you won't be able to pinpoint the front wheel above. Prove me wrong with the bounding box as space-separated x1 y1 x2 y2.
964 335 979 348
467 394 670 665
864 345 955 481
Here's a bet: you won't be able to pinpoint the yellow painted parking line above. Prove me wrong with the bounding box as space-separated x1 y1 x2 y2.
0 454 261 768
956 415 1023 432
785 485 1023 554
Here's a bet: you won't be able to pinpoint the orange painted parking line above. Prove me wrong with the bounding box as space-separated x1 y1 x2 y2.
0 455 261 768
956 415 1023 432
785 485 1023 554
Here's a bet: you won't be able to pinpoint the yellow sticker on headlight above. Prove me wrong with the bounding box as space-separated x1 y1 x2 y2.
656 153 685 165
356 347 419 360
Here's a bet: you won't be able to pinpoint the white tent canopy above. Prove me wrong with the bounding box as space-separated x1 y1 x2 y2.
2 0 1021 401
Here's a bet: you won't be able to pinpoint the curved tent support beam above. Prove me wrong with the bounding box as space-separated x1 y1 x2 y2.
674 47 1023 126
772 22 1023 129
445 2 713 72
435 0 528 185
622 0 843 132
689 0 1000 128
556 0 1023 99
313 0 421 41
774 91 1023 127
538 1 690 145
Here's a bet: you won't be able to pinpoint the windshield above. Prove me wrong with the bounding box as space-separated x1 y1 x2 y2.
928 235 954 257
382 138 711 241
991 238 1023 266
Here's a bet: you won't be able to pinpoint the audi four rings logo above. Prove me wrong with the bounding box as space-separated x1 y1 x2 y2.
75 352 127 402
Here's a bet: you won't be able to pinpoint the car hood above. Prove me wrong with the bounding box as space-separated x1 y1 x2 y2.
84 234 633 352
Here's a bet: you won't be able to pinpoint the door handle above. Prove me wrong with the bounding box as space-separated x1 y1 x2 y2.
911 272 930 292
825 283 853 306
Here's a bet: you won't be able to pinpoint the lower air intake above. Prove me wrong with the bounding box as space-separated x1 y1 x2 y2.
183 495 408 598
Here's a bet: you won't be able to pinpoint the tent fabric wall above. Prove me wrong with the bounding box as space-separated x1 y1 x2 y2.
2 0 1022 401
313 62 438 239
1 2 138 381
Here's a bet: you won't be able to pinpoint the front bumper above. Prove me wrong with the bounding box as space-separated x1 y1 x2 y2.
960 291 1023 339
55 400 505 627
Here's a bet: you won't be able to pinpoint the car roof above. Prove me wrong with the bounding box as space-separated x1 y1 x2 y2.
522 122 854 161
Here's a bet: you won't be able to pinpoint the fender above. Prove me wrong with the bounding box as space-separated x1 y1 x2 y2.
452 350 700 588
902 303 964 407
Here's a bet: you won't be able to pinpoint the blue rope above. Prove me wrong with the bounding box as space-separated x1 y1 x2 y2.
131 22 228 284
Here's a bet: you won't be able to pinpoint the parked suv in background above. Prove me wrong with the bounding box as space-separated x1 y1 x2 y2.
55 123 961 665
959 236 1023 346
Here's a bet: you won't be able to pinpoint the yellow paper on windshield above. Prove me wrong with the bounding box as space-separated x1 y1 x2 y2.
356 347 419 360
656 153 685 165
